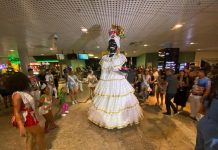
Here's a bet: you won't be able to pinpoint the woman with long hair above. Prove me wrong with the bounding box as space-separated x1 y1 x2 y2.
174 70 189 111
67 69 79 104
5 72 46 150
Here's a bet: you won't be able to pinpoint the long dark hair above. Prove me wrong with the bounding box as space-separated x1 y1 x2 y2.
4 72 31 94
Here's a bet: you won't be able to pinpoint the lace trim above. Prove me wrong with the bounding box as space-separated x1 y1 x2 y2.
88 118 140 129
100 78 125 81
95 90 134 97
92 102 140 114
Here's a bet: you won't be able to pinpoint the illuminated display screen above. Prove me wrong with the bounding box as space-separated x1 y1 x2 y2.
78 54 89 60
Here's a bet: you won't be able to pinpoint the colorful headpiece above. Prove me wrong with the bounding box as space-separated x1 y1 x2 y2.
108 24 125 54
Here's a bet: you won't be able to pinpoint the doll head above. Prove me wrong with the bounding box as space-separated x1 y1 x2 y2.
108 39 118 55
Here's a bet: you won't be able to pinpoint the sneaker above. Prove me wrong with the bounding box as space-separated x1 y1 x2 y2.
65 111 69 114
163 112 171 116
174 110 178 115
61 114 67 117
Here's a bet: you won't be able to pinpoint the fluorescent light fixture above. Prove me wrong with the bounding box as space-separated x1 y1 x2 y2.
81 27 88 32
10 49 14 52
96 46 100 49
94 56 98 59
190 42 197 45
88 54 94 57
171 24 183 30
143 44 148 47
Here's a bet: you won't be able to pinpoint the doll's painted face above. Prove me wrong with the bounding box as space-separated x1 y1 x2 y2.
108 39 117 54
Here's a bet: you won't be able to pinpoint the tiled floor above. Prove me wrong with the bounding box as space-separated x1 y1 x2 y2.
0 85 197 150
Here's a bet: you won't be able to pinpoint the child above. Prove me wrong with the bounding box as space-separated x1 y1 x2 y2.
59 87 69 117
156 76 168 107
39 83 58 133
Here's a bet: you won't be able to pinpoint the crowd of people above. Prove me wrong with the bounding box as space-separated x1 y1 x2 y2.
127 66 211 118
126 64 218 149
0 66 98 150
0 63 218 149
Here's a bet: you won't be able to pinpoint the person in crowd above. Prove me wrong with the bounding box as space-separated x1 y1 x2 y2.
195 72 218 150
163 69 178 116
37 68 46 85
149 70 155 96
51 68 60 91
174 70 189 111
188 67 199 89
28 68 41 104
5 72 46 150
156 75 168 107
135 68 143 93
140 69 152 104
71 70 82 97
58 87 69 117
87 70 98 100
63 67 68 81
188 69 211 120
127 65 136 86
152 67 159 95
45 69 58 99
67 69 79 104
39 83 58 133
0 74 12 108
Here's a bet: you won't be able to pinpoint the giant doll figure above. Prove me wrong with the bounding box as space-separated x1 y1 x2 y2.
88 25 143 129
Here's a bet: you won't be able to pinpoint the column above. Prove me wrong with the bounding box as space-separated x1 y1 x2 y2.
18 48 29 75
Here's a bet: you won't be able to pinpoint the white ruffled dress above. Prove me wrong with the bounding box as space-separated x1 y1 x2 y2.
88 54 143 129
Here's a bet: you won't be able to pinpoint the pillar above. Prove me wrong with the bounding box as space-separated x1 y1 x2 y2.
18 48 29 75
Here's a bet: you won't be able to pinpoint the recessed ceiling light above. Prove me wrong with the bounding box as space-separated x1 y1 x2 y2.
88 54 94 57
81 27 88 32
171 24 183 30
50 47 54 50
41 54 45 56
96 46 100 49
190 42 197 45
197 49 201 51
143 44 148 47
9 49 14 52
94 56 98 59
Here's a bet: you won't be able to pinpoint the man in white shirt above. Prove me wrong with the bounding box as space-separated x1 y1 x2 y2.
45 69 58 98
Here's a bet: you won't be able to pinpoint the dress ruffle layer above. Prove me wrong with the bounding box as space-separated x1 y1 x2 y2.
88 54 143 129
95 79 134 96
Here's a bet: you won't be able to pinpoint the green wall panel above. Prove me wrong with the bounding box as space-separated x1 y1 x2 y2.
136 54 146 67
70 59 85 70
179 52 195 63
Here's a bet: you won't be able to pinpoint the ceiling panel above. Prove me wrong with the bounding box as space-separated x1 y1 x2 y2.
0 0 217 57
